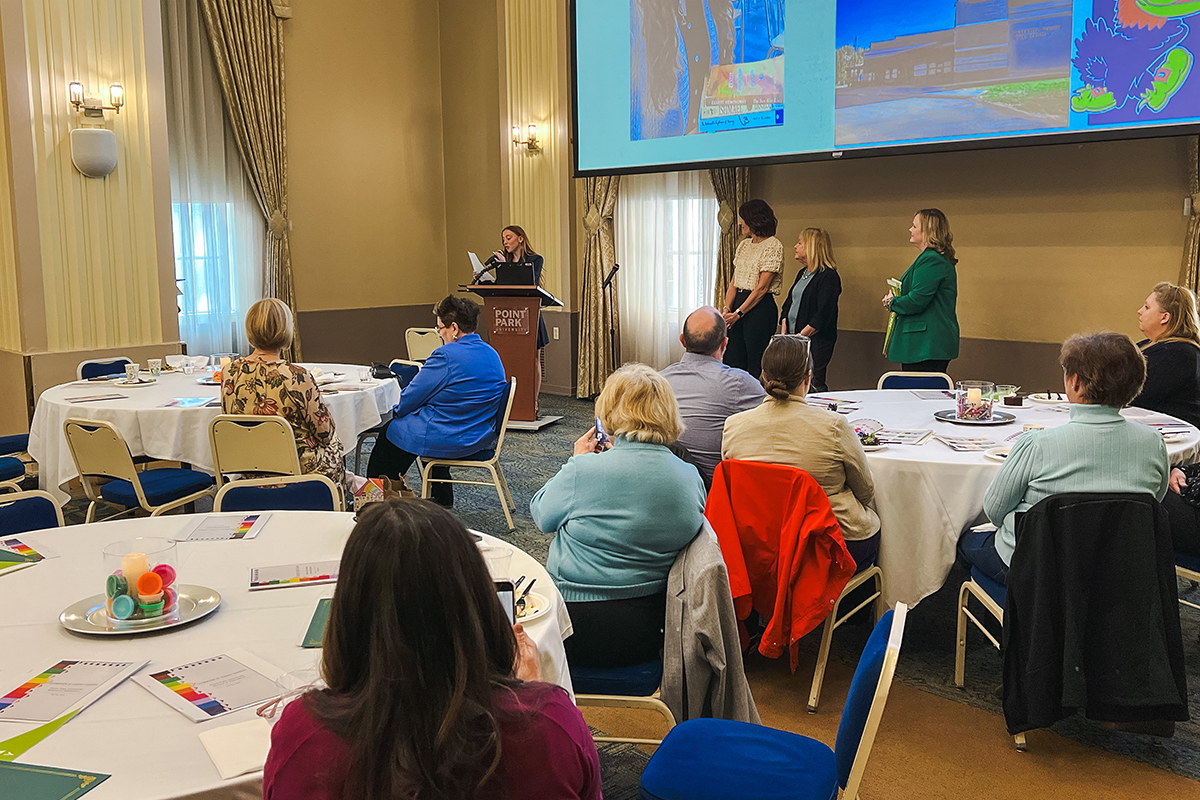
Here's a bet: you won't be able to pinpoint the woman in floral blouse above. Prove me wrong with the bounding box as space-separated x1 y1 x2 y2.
221 299 346 486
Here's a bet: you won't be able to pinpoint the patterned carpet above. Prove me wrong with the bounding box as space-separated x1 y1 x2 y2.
47 391 1200 783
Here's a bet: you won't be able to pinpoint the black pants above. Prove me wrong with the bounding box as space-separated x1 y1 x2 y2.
724 290 777 378
564 592 667 668
1162 490 1200 557
365 421 453 504
809 338 836 394
903 359 951 374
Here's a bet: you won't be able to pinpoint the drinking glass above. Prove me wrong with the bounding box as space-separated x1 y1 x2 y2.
479 545 513 580
358 367 371 382
147 358 162 377
124 363 139 382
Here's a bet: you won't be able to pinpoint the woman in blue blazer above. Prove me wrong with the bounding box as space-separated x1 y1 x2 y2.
367 295 507 506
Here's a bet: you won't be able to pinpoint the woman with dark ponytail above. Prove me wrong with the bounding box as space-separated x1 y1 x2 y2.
721 335 882 567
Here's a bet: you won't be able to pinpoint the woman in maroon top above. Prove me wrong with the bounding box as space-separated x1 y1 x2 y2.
263 499 601 800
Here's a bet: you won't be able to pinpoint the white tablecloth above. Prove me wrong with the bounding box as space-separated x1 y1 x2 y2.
821 390 1200 608
28 364 401 504
0 512 573 800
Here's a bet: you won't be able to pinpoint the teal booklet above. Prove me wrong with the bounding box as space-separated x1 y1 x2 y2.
301 598 332 648
0 761 108 799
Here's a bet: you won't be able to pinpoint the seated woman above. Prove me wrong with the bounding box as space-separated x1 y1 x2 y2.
721 335 881 568
263 499 601 800
962 332 1170 585
1131 281 1200 428
367 295 507 507
222 298 345 486
531 363 706 668
1161 465 1200 558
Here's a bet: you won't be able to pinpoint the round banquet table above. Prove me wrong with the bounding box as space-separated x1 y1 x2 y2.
815 390 1200 608
28 363 401 505
0 512 573 800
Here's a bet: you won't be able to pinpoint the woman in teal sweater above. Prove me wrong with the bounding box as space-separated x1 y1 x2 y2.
531 364 706 668
882 208 960 373
959 332 1169 585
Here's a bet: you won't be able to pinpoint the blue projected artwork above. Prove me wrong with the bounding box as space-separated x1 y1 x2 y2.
573 0 1200 174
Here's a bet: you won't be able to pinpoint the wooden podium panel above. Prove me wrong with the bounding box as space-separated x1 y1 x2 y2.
464 284 561 422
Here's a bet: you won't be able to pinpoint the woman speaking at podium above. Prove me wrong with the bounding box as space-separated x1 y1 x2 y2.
494 225 548 410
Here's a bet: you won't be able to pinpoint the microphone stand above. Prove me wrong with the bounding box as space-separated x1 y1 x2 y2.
601 264 620 374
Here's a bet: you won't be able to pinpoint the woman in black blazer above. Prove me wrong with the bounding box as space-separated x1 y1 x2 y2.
1132 281 1200 428
779 227 841 393
494 224 548 410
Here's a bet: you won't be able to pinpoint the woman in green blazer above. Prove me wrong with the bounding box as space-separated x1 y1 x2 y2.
882 208 960 372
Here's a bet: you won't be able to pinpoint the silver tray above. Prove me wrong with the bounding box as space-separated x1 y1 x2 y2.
60 584 221 636
933 409 1018 426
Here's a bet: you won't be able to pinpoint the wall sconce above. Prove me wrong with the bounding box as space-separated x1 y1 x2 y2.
67 81 125 178
511 124 540 152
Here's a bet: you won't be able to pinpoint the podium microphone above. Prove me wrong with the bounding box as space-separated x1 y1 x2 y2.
601 263 620 289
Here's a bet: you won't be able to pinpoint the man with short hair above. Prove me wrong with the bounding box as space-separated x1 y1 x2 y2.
661 306 765 486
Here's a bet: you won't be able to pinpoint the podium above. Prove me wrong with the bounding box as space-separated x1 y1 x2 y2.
463 284 562 422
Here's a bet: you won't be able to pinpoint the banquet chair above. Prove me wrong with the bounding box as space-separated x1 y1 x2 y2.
0 433 29 492
638 604 907 800
419 377 517 529
954 566 1005 688
350 359 417 472
876 371 953 390
405 328 441 362
209 415 301 488
1176 554 1200 611
63 419 215 523
573 660 677 746
77 356 132 380
213 474 343 512
0 490 63 535
389 358 421 388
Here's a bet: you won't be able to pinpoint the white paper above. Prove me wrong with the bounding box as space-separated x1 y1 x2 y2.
934 435 998 452
176 513 271 542
249 560 339 591
135 650 284 723
0 660 145 724
468 251 495 282
198 718 272 779
0 535 58 561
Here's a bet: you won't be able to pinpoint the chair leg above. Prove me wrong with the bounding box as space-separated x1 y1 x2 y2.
495 465 516 510
955 581 970 688
808 605 838 713
86 500 97 524
419 459 433 499
1014 732 1027 751
487 465 515 529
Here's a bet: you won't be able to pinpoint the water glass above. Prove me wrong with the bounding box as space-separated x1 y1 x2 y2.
480 545 513 580
124 363 139 382
955 381 995 421
147 358 162 377
358 367 371 382
182 358 195 375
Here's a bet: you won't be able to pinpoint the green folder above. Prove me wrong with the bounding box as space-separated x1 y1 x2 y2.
302 598 332 648
0 761 108 799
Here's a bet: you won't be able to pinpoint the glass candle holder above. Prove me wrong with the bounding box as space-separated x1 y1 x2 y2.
956 381 995 421
102 537 180 629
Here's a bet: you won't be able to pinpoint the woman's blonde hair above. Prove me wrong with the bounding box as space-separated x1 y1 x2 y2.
1148 281 1200 348
761 335 813 400
918 208 957 265
799 227 836 274
245 298 294 352
595 363 683 445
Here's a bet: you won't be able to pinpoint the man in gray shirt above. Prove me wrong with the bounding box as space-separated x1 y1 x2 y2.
661 306 765 486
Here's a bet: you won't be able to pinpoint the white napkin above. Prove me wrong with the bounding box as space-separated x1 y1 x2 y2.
198 718 272 780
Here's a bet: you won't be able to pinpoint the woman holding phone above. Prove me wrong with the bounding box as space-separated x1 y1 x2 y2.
530 364 705 668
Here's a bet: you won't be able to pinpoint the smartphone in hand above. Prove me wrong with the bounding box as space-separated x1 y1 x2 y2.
495 579 515 625
595 417 610 448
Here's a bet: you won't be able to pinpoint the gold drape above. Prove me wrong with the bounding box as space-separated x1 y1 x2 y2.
709 167 750 306
577 176 621 398
1181 136 1200 294
199 0 300 359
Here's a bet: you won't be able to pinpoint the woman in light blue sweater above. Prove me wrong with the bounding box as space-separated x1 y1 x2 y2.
960 332 1169 585
531 364 706 668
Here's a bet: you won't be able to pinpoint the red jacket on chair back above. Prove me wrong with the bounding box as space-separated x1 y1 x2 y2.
706 460 857 671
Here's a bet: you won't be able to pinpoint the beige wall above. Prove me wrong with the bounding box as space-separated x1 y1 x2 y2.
284 0 449 313
756 137 1191 347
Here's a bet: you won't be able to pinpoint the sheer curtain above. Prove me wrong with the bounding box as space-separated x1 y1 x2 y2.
162 0 264 357
616 171 720 369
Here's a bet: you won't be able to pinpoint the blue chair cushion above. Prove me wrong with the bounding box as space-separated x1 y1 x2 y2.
99 468 214 508
0 434 28 456
219 481 336 512
1177 551 1200 573
459 446 496 462
0 495 60 535
0 457 24 482
391 363 420 389
970 566 1007 609
639 718 837 800
571 660 663 697
833 609 893 787
80 359 130 379
880 374 950 390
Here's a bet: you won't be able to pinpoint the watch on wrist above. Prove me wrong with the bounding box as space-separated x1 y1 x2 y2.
735 309 744 318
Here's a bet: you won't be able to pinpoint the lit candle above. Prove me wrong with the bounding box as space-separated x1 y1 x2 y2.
122 552 149 599
967 388 982 406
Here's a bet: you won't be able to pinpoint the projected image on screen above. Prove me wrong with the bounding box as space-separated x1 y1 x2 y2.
631 0 785 141
835 0 1074 146
1072 1 1200 125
